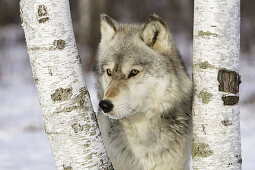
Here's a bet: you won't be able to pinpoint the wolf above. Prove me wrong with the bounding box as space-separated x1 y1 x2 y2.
96 14 193 170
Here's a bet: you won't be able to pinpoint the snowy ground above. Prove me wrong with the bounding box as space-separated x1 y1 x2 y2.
239 58 255 170
0 25 254 170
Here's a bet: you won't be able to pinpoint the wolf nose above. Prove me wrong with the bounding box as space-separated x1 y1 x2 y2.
99 100 113 113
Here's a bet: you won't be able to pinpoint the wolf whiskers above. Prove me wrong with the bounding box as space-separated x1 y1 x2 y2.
118 103 139 117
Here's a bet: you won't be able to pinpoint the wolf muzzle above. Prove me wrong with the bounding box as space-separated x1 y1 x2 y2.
99 100 114 113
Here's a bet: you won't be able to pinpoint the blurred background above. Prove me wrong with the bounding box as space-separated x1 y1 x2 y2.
0 0 254 169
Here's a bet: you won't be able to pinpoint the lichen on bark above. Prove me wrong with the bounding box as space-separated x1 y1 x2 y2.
54 87 89 113
71 123 83 133
198 30 219 37
53 39 66 50
72 87 88 109
192 142 213 158
37 4 49 23
198 61 213 69
197 90 212 104
51 87 73 102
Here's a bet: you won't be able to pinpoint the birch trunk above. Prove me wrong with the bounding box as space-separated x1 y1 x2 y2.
192 0 242 169
20 0 113 169
78 0 91 46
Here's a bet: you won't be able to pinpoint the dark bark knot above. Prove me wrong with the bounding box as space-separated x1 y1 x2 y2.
54 39 66 50
222 96 239 105
71 123 81 133
38 5 49 23
63 165 72 170
234 154 242 164
218 69 241 94
221 119 232 126
71 122 97 135
99 158 114 170
71 123 91 133
227 162 233 167
51 87 73 102
218 70 241 106
76 55 82 65
202 124 207 135
33 75 39 85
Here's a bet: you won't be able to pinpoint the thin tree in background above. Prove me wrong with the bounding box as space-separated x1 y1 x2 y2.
20 0 113 169
192 0 242 169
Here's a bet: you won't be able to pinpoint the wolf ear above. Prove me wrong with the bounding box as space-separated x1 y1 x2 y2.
141 14 171 52
100 14 117 44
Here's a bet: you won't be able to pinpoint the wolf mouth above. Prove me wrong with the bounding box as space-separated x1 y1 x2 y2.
102 106 139 120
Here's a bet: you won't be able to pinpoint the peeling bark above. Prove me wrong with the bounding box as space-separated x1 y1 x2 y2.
218 69 241 94
192 0 242 169
20 0 113 169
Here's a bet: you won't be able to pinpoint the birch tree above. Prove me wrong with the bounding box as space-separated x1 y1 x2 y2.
192 0 242 169
20 0 113 169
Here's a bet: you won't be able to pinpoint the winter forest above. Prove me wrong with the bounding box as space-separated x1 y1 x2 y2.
0 0 254 169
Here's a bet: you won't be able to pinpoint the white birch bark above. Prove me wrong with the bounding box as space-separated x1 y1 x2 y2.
192 0 242 169
20 0 113 169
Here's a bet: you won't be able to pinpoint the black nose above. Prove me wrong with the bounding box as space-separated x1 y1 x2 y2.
99 100 114 113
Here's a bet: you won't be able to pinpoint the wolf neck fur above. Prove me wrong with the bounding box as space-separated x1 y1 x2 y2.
118 99 190 148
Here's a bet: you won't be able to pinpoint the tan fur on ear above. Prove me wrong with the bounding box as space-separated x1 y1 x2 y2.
141 14 172 52
100 14 117 44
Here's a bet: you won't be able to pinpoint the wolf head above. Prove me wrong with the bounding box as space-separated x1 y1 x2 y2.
97 14 192 119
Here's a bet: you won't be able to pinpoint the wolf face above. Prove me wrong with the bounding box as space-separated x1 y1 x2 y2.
97 14 192 170
97 14 191 120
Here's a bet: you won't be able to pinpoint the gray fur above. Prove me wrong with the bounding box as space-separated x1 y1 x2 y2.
96 14 192 170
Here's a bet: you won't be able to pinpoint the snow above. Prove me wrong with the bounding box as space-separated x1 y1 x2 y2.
0 79 55 170
239 58 255 170
0 24 254 170
0 132 54 170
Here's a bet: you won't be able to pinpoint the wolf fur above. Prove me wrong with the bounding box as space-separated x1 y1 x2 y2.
96 14 193 170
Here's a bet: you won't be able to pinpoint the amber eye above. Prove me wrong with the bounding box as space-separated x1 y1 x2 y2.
106 69 112 76
128 69 139 78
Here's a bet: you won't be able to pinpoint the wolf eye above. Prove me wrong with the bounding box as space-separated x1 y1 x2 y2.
128 69 139 78
106 69 112 76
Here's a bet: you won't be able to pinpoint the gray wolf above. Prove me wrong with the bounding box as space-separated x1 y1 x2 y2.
96 14 192 170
